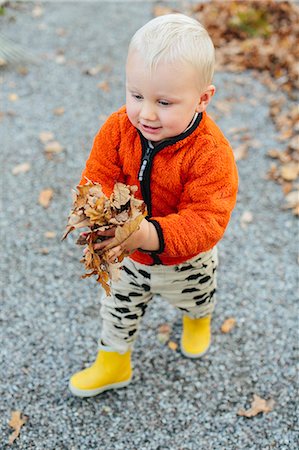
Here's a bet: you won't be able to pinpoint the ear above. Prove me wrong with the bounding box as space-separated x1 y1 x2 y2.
196 85 216 113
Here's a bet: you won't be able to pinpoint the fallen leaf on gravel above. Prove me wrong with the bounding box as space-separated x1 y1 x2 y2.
12 162 31 175
240 211 253 228
221 317 236 333
168 341 178 351
238 394 275 418
17 67 29 76
38 189 53 208
44 231 56 239
157 323 171 344
32 5 43 18
280 162 299 182
39 131 54 143
282 191 299 209
53 107 65 116
97 81 110 92
8 93 19 102
38 247 50 255
8 411 28 445
282 182 293 195
44 141 64 154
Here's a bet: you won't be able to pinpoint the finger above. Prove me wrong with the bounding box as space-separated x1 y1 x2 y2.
96 227 116 237
94 237 115 250
107 246 122 263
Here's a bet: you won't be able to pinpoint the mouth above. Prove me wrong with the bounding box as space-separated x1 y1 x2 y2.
140 123 162 134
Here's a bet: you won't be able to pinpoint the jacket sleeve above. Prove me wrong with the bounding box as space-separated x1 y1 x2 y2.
151 143 238 257
79 111 125 195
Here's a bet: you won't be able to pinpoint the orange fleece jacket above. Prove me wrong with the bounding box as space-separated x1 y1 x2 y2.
80 106 238 266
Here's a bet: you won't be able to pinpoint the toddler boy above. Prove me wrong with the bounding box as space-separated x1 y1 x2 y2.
69 13 238 397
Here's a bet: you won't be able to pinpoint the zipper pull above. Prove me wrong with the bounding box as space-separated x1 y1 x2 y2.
138 144 153 181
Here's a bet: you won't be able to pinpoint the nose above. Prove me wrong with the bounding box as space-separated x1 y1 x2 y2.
140 102 157 122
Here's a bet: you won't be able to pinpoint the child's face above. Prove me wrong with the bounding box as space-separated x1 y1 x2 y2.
126 51 207 142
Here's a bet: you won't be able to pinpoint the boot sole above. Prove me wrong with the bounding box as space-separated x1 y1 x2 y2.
180 338 210 359
69 377 132 398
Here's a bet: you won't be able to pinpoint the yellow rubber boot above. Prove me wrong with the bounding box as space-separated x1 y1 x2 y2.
69 350 132 397
181 315 211 358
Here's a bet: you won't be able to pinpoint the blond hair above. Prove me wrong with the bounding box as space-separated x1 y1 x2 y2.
128 13 215 92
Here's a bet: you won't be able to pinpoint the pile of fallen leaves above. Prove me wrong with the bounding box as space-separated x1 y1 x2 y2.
192 0 299 94
62 180 147 295
193 0 299 216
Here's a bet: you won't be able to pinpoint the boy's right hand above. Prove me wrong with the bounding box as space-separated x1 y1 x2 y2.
80 228 116 254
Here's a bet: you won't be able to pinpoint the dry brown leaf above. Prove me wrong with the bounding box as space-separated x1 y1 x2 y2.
44 231 56 239
98 81 110 92
280 162 299 181
32 5 43 18
238 394 275 418
8 411 28 445
44 141 64 154
221 317 236 333
53 107 65 116
39 131 54 143
12 162 31 175
38 247 50 255
282 190 299 210
17 67 29 76
38 189 53 208
8 93 19 102
168 341 178 351
157 323 171 344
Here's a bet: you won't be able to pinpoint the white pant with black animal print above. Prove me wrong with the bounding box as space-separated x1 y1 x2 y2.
100 247 218 353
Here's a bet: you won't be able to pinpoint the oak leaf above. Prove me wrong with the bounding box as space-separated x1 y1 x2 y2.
8 411 28 445
238 394 275 418
221 317 236 333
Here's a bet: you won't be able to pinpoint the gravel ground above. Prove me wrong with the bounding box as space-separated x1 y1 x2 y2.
1 2 298 449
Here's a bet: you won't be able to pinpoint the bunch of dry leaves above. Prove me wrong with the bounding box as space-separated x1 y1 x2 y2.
62 180 147 295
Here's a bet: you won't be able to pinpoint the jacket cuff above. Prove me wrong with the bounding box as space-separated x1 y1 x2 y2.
146 218 165 254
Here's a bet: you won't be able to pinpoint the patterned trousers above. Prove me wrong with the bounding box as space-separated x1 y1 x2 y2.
100 247 218 353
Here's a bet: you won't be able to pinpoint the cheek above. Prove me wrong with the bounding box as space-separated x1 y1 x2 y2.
126 100 139 124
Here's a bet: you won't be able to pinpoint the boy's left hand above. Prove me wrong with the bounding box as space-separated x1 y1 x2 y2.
93 219 159 263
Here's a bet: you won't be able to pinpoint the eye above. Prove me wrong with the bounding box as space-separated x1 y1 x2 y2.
132 93 143 100
158 100 171 106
